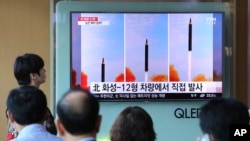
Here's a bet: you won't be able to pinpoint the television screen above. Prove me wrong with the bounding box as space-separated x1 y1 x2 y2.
70 12 223 100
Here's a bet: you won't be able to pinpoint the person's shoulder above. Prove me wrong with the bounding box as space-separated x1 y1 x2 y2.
39 134 62 141
12 135 62 141
45 131 62 141
49 135 63 141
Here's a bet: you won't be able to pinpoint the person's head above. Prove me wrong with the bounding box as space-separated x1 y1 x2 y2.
6 86 47 128
55 87 101 138
110 106 156 141
199 97 250 141
14 53 46 87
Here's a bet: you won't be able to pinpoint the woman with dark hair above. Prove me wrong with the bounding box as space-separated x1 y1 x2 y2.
110 106 156 141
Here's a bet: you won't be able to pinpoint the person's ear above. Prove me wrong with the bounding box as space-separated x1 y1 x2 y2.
30 73 36 80
7 111 15 123
54 119 65 137
95 115 102 133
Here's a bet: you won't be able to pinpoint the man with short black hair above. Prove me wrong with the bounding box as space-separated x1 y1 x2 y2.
198 97 250 141
14 53 46 87
6 86 62 141
55 88 101 141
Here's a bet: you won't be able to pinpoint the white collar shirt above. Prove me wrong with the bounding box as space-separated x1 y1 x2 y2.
79 137 96 141
11 123 62 141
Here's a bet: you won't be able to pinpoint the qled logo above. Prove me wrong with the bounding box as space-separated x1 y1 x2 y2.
230 124 250 141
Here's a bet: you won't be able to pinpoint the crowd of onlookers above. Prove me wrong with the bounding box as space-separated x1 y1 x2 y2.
5 53 250 141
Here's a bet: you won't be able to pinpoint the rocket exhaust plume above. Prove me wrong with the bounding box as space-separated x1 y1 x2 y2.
188 18 192 81
145 39 148 82
101 58 105 82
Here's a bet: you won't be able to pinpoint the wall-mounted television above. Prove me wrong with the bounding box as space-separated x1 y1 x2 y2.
56 2 230 101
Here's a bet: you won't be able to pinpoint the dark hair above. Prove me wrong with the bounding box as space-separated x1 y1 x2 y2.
57 87 99 135
14 53 44 85
199 97 250 141
6 86 47 125
110 106 156 141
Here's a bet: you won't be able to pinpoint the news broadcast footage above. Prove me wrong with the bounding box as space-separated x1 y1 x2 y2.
70 13 223 100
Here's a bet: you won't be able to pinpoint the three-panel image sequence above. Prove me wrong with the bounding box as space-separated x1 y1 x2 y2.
70 13 223 100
